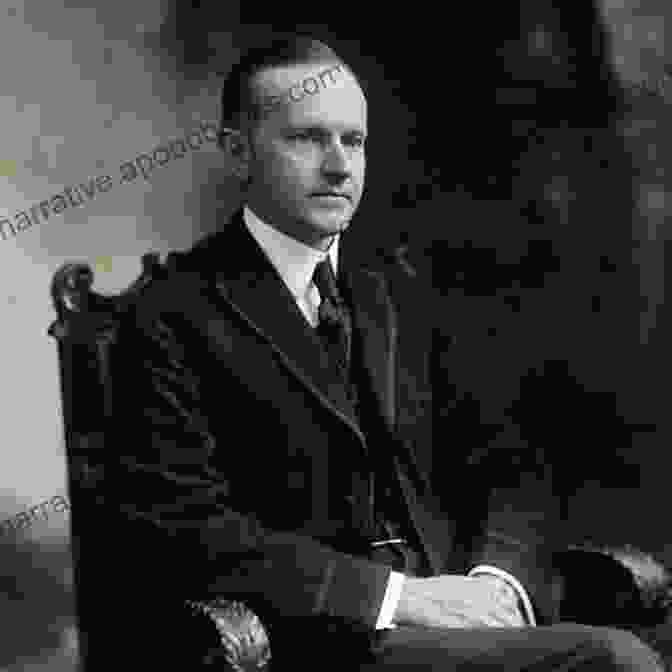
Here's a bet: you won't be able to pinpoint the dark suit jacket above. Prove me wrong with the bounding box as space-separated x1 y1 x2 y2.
104 210 562 656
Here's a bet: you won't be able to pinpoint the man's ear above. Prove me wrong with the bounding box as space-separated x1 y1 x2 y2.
219 128 252 181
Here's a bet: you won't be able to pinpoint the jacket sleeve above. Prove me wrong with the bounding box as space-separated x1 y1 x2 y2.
105 292 391 629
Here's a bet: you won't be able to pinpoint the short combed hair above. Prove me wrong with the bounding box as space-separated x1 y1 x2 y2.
218 34 354 143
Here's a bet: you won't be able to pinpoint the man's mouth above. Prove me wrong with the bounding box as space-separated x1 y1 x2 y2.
312 191 351 201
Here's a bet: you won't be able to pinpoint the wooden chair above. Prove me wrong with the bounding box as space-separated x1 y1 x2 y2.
48 252 271 671
48 251 672 670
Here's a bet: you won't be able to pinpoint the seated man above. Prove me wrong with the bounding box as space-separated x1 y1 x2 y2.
104 34 667 670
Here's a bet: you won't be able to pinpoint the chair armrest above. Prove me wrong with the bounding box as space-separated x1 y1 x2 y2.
600 545 672 626
554 544 672 629
185 599 272 671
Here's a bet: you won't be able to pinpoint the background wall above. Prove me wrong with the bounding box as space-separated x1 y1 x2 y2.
0 1 668 670
564 0 671 553
0 1 230 669
422 0 672 568
421 0 672 566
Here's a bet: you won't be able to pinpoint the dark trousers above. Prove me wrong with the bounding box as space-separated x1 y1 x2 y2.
363 622 670 671
365 541 671 671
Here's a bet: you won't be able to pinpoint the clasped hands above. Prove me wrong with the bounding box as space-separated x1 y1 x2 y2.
393 574 527 629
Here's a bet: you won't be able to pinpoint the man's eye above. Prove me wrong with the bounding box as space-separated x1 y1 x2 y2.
342 134 365 149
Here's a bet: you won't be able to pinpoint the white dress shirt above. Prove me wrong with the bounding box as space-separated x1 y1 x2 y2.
243 205 337 327
242 206 536 629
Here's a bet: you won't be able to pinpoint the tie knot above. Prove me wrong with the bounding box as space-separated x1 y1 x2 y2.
312 258 352 377
313 258 341 306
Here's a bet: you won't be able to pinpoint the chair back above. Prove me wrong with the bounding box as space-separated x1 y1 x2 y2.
48 252 172 491
48 251 172 666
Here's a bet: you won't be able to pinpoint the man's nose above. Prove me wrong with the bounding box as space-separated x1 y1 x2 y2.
321 142 351 178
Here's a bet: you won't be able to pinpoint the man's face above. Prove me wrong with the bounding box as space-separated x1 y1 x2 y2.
241 61 367 251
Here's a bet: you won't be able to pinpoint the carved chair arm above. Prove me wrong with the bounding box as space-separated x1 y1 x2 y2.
555 543 672 629
181 544 669 671
184 599 272 671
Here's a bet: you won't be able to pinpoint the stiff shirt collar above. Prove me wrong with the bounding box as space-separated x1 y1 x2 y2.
243 205 339 301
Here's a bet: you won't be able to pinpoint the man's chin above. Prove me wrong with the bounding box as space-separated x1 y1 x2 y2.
311 212 352 234
299 216 350 250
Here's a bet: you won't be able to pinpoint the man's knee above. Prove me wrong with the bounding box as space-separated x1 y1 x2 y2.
583 627 664 671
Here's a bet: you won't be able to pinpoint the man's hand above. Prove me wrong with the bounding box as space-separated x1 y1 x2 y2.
393 575 526 629
470 574 527 627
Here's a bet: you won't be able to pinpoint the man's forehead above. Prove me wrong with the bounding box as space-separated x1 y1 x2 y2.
252 61 367 131
254 61 354 95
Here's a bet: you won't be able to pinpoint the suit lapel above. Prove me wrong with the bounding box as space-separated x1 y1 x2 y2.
185 211 372 445
181 211 398 448
341 264 396 433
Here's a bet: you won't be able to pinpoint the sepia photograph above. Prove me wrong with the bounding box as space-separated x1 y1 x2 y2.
1 1 672 669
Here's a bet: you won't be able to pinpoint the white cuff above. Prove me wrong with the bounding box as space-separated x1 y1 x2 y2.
468 565 537 626
375 571 405 629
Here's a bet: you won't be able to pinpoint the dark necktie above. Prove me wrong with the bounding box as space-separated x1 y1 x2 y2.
312 258 352 376
314 261 425 575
